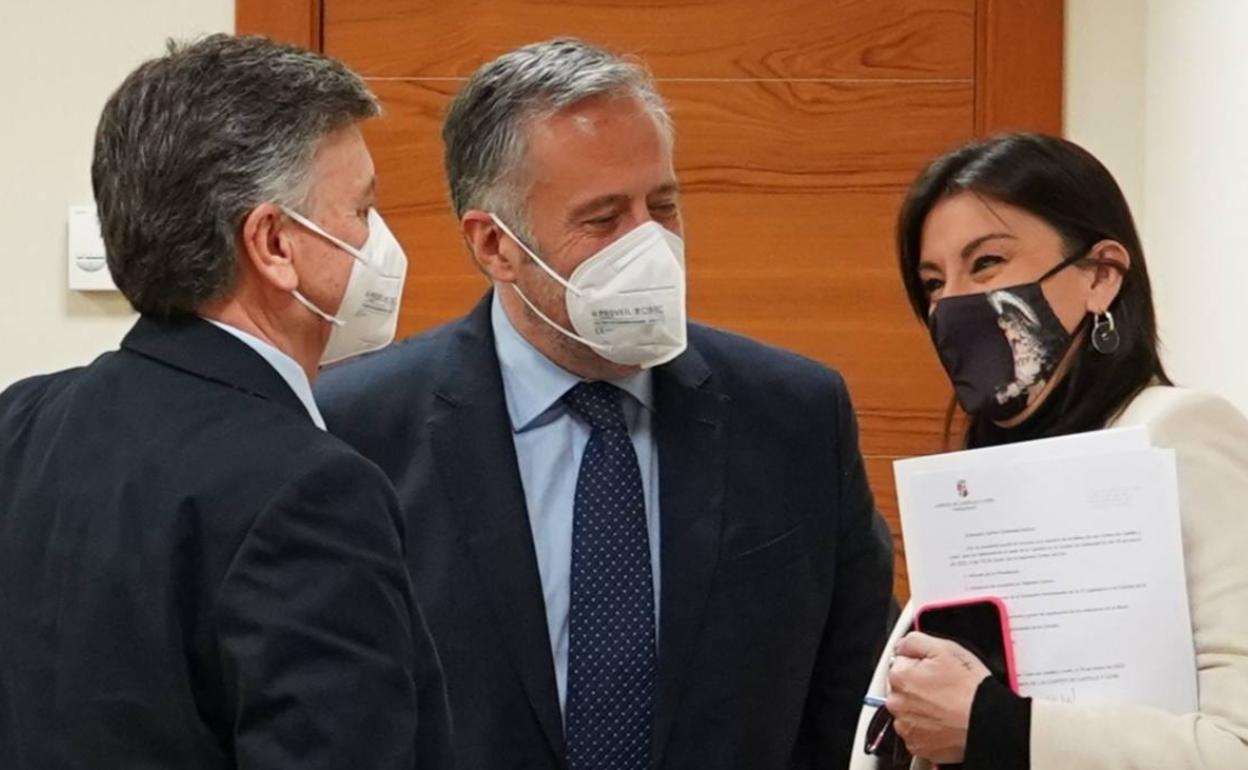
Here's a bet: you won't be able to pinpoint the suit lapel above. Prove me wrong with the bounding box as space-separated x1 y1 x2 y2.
427 295 567 765
650 345 729 768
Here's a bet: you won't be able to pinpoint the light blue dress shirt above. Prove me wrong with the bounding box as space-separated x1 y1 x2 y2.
202 318 327 430
490 293 661 714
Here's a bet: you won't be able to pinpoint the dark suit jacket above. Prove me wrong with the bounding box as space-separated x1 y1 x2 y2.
316 294 894 770
0 316 451 769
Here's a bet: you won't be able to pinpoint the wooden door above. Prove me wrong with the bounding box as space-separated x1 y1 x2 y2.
239 0 1063 601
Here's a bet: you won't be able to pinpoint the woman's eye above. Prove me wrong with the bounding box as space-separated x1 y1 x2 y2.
922 277 944 295
971 254 1005 273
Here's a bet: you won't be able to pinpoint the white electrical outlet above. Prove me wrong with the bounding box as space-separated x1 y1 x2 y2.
67 205 116 291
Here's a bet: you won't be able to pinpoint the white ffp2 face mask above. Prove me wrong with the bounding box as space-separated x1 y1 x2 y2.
490 215 688 369
282 207 408 366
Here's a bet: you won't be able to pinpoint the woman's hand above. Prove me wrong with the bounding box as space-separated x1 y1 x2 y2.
885 631 992 764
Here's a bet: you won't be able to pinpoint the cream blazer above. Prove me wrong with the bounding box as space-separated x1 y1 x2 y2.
849 386 1248 770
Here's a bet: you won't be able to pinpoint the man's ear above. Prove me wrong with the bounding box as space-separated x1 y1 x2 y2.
461 210 525 283
240 203 300 292
1084 240 1132 314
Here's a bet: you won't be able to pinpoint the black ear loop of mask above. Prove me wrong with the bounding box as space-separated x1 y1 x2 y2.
1035 245 1097 287
1013 242 1113 357
1020 243 1101 364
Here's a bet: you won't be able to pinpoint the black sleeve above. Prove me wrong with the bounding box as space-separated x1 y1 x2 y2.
803 371 897 769
963 675 1032 770
214 449 433 770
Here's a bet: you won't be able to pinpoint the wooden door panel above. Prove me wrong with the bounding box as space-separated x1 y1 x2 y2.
677 189 951 405
364 79 972 211
236 0 320 48
663 80 973 191
858 408 951 457
325 0 974 80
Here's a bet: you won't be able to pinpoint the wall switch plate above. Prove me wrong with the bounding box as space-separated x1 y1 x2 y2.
68 205 116 291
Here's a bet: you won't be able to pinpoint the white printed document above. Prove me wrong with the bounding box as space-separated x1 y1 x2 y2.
895 429 1198 713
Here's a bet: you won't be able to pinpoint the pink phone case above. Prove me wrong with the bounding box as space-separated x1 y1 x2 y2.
915 595 1019 694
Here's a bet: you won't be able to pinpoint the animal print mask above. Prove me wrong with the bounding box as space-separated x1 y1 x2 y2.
927 252 1085 421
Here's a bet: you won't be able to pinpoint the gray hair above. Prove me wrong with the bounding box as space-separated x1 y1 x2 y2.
92 34 379 317
442 38 672 237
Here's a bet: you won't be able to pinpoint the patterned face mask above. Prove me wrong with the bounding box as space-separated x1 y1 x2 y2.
927 251 1085 421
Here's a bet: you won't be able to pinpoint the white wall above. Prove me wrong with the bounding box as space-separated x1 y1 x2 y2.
1064 0 1148 218
0 0 233 389
1066 0 1248 414
1141 1 1248 414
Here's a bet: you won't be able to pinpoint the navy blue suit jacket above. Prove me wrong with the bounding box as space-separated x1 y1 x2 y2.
317 294 894 770
0 316 451 769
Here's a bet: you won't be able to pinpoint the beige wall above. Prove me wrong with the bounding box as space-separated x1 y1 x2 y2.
1141 1 1248 415
1064 0 1147 217
0 0 233 389
1066 0 1248 415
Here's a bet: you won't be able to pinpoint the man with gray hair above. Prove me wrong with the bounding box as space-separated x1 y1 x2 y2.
319 38 894 770
0 35 449 768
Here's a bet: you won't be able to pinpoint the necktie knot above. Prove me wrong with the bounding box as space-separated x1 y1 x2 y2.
563 381 628 432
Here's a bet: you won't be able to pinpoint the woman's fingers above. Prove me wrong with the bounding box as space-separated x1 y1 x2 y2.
883 632 988 765
896 631 944 659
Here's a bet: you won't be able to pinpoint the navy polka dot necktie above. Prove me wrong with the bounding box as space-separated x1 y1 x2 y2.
562 381 656 770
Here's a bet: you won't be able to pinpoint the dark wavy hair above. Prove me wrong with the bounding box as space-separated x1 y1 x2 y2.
896 133 1171 447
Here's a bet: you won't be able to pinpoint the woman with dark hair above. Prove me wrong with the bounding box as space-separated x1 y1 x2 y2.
851 133 1248 770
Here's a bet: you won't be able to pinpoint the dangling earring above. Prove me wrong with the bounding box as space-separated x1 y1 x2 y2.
1092 310 1120 354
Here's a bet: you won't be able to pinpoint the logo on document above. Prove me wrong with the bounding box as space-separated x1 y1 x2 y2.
956 479 969 498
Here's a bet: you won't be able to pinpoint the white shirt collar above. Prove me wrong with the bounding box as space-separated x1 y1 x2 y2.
202 318 327 430
490 291 653 433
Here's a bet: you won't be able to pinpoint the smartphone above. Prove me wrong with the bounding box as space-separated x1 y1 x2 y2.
914 596 1018 693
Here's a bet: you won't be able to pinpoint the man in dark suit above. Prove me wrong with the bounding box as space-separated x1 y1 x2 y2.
0 35 449 769
317 38 894 770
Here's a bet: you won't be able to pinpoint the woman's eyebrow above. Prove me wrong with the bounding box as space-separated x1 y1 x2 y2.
919 233 1018 273
961 232 1016 258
